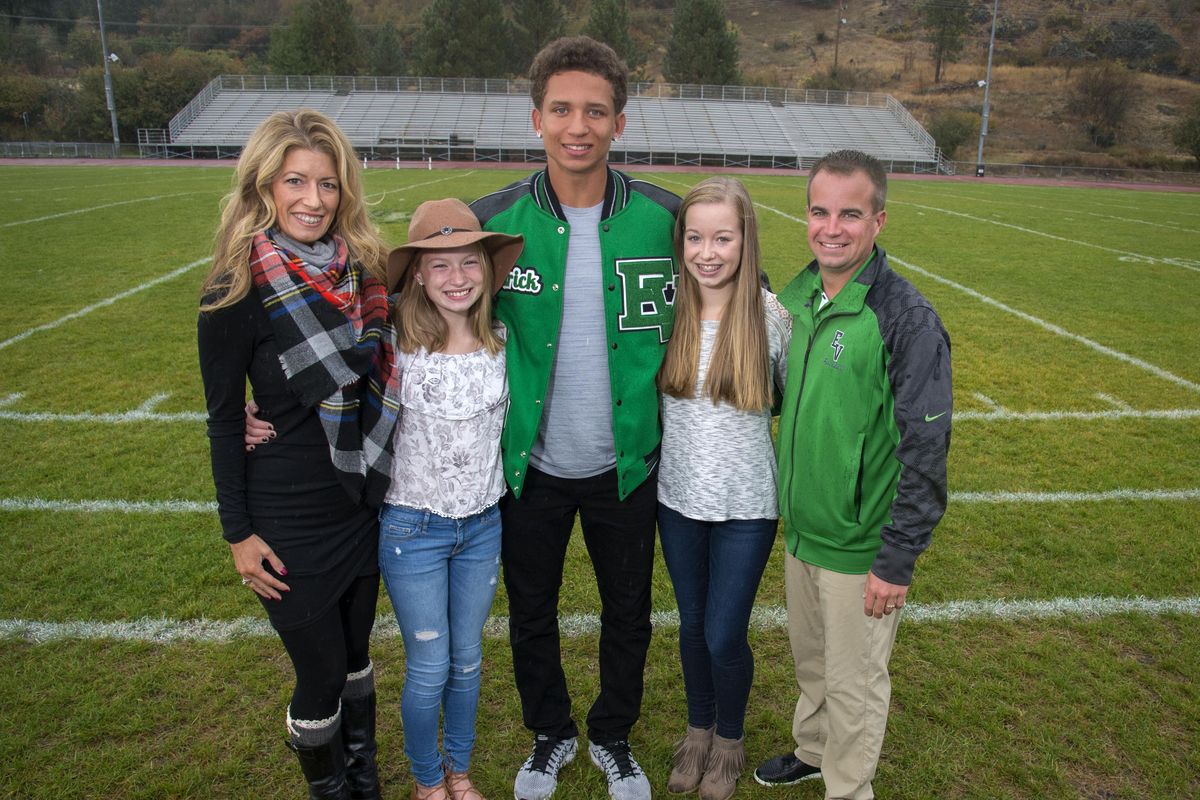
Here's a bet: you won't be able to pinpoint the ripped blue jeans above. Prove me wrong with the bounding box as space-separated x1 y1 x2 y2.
378 502 501 786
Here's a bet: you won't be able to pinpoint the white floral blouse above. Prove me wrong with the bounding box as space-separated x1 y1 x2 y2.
384 343 508 518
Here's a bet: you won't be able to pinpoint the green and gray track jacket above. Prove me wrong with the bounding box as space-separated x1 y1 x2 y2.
471 168 680 500
776 247 951 585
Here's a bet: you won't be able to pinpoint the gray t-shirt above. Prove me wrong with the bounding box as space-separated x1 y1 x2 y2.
658 290 791 521
530 202 617 479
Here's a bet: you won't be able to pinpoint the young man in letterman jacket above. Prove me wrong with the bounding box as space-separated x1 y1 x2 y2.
753 150 952 800
469 36 680 800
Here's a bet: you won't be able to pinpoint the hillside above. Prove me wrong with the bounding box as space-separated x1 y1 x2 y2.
635 0 1200 169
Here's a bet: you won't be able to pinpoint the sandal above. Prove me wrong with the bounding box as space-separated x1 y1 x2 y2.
444 770 486 800
411 780 450 800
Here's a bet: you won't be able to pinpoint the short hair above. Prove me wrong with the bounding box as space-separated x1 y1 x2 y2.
529 36 628 114
806 149 888 214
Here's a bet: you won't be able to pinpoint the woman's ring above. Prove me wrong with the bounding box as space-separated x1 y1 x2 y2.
241 577 252 586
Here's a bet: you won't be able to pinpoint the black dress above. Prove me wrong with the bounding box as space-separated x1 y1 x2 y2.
198 291 379 631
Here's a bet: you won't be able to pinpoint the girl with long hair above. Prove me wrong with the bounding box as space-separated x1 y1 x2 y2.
379 199 522 800
198 109 399 800
656 177 790 800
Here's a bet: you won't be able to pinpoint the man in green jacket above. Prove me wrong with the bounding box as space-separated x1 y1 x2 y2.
471 37 679 800
754 150 952 800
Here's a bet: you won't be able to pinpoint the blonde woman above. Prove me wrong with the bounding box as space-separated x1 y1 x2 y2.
198 109 398 800
656 177 790 800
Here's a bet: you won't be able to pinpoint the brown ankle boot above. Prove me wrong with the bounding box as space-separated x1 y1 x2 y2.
697 734 743 800
667 724 714 794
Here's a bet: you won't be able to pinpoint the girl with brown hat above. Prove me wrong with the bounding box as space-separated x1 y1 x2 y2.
378 199 523 800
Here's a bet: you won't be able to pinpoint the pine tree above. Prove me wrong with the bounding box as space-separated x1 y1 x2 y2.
267 0 361 76
415 0 517 78
922 0 972 83
663 0 740 85
365 22 407 77
511 0 567 71
582 0 644 74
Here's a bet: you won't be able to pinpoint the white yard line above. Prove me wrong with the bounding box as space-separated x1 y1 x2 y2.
953 488 1200 503
4 192 201 228
887 253 1200 393
3 595 1197 643
4 488 1197 515
4 399 1200 424
890 199 1200 272
0 257 211 351
901 189 1196 233
0 498 216 513
364 170 477 203
955 407 1200 421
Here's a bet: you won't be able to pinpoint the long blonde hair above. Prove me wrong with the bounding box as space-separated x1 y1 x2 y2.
201 109 387 310
394 244 504 356
657 177 770 412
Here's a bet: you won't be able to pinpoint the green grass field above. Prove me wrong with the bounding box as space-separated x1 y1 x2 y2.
2 163 1198 799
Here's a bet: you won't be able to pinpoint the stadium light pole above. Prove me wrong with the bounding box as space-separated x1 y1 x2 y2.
97 0 120 156
975 0 999 177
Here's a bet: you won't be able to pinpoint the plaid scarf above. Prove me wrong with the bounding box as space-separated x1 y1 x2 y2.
250 230 401 508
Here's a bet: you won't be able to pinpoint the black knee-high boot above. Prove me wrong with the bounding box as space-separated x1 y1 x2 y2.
287 727 352 800
340 691 381 800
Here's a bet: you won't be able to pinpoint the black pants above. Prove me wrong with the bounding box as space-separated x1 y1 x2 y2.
500 464 657 744
276 572 379 720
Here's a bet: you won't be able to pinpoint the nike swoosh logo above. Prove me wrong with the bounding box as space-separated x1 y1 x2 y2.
924 411 948 422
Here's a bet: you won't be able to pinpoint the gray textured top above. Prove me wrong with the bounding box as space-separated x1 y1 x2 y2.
658 290 791 521
530 202 617 479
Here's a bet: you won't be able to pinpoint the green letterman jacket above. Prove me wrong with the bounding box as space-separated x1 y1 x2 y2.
776 247 952 585
470 168 680 500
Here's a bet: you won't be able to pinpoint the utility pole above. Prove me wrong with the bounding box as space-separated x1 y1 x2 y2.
975 0 998 177
97 0 120 156
833 1 847 73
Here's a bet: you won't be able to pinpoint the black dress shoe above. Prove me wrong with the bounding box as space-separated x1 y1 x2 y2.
753 752 822 786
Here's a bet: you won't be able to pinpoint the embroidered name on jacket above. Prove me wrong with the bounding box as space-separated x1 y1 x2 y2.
615 256 676 342
502 266 543 295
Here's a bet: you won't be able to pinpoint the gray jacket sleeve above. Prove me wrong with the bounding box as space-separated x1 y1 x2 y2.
872 305 952 585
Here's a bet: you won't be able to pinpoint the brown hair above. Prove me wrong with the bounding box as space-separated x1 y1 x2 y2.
201 109 387 311
529 36 628 113
806 149 888 213
658 177 771 412
394 243 504 356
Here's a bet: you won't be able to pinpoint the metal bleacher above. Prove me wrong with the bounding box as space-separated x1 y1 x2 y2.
162 75 946 172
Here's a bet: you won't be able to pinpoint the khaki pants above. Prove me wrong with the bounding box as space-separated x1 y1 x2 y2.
785 555 903 800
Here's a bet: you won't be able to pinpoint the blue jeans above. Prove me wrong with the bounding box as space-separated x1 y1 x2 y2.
378 503 501 786
657 504 777 739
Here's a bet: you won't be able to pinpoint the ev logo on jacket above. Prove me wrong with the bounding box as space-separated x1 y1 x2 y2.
615 256 676 342
823 329 847 371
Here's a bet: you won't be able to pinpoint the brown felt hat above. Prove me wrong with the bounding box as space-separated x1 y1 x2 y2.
386 198 524 292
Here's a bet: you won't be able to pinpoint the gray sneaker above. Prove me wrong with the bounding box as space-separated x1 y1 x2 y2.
588 740 651 800
514 734 577 800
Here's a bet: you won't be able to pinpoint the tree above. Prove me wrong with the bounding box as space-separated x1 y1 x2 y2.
1170 98 1200 167
663 0 740 85
414 0 516 77
927 109 979 159
922 0 971 83
365 22 407 76
1068 60 1137 148
582 0 644 75
268 0 361 76
510 0 566 70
